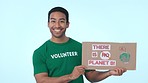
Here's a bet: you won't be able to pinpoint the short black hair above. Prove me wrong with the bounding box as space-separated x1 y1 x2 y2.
48 7 69 23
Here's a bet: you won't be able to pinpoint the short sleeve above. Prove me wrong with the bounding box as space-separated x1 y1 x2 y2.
33 50 48 75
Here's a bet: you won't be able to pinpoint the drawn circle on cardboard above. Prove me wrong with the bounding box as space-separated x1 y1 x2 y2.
120 52 130 64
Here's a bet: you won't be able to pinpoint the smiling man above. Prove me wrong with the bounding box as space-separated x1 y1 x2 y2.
49 11 68 39
33 7 126 83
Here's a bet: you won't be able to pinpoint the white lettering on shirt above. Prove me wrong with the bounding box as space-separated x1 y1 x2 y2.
50 51 78 59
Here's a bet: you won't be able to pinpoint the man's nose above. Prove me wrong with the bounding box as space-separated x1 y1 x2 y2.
55 22 60 28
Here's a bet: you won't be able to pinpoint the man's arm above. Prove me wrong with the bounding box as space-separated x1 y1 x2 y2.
35 73 72 83
35 65 86 83
85 68 127 82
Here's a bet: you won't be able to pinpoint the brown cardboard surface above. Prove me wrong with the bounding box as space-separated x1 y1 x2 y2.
82 42 136 70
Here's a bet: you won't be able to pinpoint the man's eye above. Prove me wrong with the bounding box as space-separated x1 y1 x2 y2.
60 20 65 23
51 20 56 23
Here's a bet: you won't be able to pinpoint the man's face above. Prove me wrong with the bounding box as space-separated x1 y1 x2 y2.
48 12 69 38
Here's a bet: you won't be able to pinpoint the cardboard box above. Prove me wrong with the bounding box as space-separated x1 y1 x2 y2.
82 42 136 70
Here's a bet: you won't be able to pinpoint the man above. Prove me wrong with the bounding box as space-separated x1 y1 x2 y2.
33 7 126 83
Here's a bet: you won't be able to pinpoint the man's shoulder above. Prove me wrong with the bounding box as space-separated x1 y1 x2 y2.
70 38 82 45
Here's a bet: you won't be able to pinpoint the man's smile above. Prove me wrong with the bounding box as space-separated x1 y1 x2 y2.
53 28 63 33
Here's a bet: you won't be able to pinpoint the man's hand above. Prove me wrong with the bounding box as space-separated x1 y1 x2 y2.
69 65 86 80
109 67 127 76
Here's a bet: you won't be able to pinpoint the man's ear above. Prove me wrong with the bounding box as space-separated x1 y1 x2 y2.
66 22 70 28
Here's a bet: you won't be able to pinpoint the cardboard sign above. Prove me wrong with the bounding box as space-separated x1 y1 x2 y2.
82 42 136 70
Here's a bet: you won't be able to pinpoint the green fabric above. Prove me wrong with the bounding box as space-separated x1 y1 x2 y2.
33 38 84 83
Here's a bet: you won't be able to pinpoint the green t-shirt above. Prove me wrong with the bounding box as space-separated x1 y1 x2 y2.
33 38 84 83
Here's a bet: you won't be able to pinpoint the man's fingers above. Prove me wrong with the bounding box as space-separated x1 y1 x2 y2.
75 65 86 74
114 68 127 75
77 65 87 69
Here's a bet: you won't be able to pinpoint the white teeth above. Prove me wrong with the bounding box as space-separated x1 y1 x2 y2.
54 29 60 32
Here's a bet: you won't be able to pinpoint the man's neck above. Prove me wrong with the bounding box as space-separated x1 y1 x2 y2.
50 36 69 43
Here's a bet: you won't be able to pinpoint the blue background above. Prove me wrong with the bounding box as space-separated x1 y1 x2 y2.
0 0 147 83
